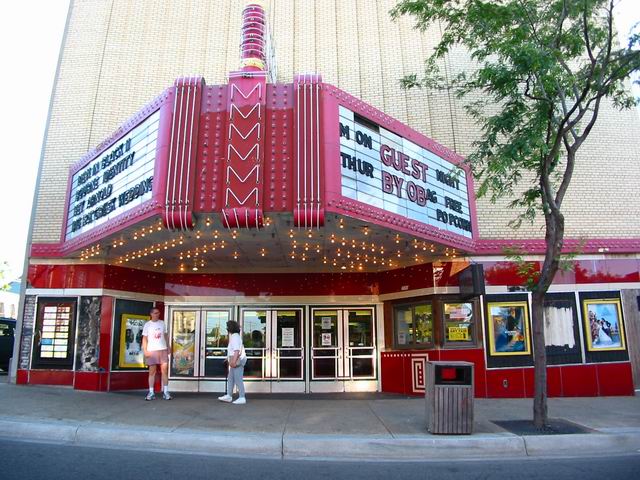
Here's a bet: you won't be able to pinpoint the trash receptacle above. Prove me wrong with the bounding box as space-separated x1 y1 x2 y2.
425 361 474 434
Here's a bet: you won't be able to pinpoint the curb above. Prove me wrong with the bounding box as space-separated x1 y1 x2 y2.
523 432 640 457
282 433 527 460
1 418 639 461
0 419 282 459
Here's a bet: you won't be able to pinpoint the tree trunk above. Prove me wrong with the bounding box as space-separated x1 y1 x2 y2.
532 208 565 429
531 289 548 428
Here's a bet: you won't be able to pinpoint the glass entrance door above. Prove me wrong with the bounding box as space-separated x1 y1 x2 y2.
168 308 232 392
310 308 377 392
240 308 304 389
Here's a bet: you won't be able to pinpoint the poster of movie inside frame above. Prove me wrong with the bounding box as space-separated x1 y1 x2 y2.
118 314 150 368
486 301 532 356
582 298 626 352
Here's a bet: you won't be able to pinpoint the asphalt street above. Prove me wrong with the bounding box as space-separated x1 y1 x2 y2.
3 438 640 480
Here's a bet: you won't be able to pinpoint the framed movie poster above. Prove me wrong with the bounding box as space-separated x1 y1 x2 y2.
118 314 149 368
582 298 626 352
487 301 531 356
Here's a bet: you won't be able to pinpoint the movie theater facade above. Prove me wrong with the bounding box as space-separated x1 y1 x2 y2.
15 2 640 398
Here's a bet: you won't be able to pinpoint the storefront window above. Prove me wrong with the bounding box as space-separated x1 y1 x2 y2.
394 302 433 348
32 298 77 369
443 302 475 345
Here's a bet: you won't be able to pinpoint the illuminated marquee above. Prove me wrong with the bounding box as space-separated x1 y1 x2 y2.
65 111 160 240
339 107 472 238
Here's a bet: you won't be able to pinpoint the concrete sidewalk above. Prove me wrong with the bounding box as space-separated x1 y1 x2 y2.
0 380 639 461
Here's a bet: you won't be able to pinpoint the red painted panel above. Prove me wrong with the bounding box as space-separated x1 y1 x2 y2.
378 263 434 295
596 362 634 396
486 369 526 398
380 353 406 394
546 366 563 397
29 370 74 386
561 364 598 397
99 296 114 372
575 260 608 284
103 265 165 295
195 85 228 213
74 371 109 391
16 369 29 384
165 271 379 297
552 266 576 285
438 348 487 398
602 260 640 283
264 84 294 213
523 367 535 397
28 264 166 295
28 264 104 289
482 261 540 287
109 371 149 391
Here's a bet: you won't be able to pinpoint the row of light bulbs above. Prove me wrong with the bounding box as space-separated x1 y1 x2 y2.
82 215 459 269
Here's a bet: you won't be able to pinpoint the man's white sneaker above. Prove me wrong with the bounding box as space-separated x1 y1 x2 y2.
218 394 233 403
232 397 246 405
145 392 155 401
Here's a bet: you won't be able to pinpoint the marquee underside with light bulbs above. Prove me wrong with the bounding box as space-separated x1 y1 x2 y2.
31 73 478 273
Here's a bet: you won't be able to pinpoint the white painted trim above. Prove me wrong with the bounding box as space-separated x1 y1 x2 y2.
26 289 67 296
470 253 640 262
163 295 379 305
183 76 198 230
378 287 460 301
575 290 587 364
375 303 385 392
29 259 106 265
165 84 179 230
25 288 164 303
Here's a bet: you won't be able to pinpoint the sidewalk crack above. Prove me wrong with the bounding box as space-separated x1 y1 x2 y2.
281 399 295 459
366 401 395 439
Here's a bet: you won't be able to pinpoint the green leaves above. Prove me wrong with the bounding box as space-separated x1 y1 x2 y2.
393 0 640 228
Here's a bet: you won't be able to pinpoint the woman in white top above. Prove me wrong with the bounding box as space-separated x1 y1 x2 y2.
218 320 247 405
142 307 171 401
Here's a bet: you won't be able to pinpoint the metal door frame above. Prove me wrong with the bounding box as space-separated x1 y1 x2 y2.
309 306 377 392
238 306 305 382
199 307 235 378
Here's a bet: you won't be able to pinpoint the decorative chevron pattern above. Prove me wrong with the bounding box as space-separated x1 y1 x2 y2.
222 76 266 229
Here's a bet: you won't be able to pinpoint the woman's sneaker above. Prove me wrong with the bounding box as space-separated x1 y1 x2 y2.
217 394 233 403
162 392 172 400
145 392 155 401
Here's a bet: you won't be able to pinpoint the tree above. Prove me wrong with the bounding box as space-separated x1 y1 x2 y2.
391 0 640 428
0 261 10 292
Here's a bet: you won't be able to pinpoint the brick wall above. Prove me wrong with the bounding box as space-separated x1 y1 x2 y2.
32 0 640 243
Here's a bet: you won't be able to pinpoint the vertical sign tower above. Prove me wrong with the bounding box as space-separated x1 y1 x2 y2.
222 1 269 228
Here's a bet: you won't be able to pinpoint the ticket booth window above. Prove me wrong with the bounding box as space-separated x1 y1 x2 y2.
442 302 476 346
393 302 433 348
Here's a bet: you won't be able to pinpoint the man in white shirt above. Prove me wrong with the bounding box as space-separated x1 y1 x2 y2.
142 307 171 400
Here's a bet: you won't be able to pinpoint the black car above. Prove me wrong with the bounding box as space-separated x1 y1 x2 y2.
0 318 16 371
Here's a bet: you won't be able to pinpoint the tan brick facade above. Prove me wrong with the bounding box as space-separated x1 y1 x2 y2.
32 0 640 244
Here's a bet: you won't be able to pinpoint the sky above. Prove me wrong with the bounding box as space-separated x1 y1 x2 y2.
0 0 638 282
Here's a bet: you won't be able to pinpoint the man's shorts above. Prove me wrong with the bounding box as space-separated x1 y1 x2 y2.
146 349 169 366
